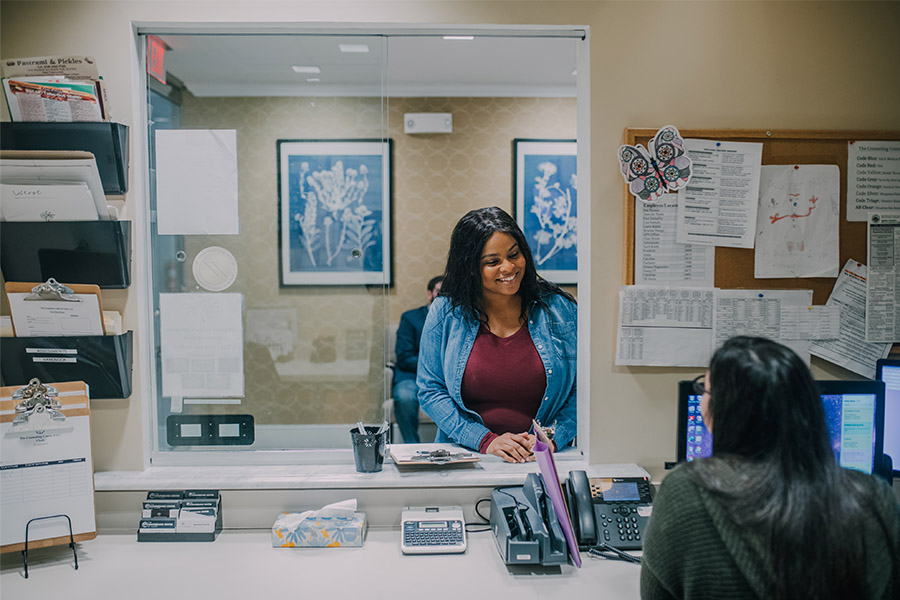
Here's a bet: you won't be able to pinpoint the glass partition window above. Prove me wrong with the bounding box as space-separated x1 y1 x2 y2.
142 30 583 465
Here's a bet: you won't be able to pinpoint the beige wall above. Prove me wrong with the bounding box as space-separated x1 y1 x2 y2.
2 1 898 479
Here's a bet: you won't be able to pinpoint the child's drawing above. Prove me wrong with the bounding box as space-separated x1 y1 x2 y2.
754 165 839 278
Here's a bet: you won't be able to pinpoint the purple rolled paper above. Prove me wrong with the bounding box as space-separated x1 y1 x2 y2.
533 438 581 568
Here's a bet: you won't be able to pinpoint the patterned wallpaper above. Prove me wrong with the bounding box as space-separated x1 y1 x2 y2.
177 94 575 427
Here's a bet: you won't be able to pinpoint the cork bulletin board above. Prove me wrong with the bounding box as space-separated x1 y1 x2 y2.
621 128 900 354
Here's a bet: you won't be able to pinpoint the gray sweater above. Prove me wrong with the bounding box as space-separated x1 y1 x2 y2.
641 462 900 599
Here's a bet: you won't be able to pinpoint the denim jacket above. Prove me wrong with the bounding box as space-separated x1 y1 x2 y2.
417 292 577 452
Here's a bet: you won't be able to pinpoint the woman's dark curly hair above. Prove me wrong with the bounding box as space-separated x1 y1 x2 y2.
439 206 574 326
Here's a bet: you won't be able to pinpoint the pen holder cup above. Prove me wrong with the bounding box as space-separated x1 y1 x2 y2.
351 426 387 473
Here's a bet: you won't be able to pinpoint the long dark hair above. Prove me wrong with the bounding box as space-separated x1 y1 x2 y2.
439 206 574 326
688 336 870 599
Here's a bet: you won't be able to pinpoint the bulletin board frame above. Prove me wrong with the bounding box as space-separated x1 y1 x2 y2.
621 128 900 354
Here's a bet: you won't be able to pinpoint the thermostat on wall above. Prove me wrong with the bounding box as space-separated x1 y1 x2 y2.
404 113 453 134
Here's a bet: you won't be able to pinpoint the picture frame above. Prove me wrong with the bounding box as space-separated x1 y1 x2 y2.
513 139 578 285
277 139 393 286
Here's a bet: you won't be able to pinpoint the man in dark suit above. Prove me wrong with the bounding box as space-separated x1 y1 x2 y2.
393 275 443 443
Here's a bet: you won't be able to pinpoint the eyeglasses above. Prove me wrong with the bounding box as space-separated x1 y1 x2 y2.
691 374 710 398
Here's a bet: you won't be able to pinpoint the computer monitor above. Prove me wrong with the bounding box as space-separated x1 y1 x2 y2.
875 358 900 476
676 379 886 477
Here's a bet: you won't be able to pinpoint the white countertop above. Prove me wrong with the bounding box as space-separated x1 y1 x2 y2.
95 459 649 491
0 528 643 600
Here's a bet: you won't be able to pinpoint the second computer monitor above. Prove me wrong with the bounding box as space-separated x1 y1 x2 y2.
876 358 900 476
676 379 885 476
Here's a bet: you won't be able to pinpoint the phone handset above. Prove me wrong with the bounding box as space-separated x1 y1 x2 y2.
566 470 597 547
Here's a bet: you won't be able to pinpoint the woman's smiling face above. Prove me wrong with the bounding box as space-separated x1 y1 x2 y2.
480 232 527 299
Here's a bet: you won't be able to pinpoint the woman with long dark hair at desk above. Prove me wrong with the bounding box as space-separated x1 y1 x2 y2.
417 206 577 463
641 336 900 599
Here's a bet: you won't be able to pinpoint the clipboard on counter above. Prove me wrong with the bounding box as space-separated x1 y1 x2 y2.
5 279 106 337
389 443 481 466
0 379 97 554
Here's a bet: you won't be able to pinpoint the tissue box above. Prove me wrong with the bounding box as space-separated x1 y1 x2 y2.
272 512 366 548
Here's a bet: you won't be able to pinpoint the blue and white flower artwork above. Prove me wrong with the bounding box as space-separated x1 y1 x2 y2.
278 140 392 285
514 139 578 284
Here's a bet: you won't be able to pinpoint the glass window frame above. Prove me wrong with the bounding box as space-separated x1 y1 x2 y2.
132 23 591 467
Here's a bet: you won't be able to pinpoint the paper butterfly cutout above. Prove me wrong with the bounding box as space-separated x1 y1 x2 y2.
618 125 693 203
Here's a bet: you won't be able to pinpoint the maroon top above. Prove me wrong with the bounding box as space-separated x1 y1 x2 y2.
460 324 546 453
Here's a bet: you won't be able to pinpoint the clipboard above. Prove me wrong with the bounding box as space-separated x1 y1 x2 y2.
5 279 106 337
389 443 481 466
0 379 97 554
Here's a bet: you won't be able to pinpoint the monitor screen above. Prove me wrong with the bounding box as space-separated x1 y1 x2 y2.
676 380 885 475
876 359 900 476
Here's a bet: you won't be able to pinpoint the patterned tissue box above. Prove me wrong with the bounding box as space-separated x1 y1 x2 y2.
272 512 366 548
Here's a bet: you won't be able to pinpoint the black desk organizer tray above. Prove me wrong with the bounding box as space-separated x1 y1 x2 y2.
137 492 223 543
0 121 129 195
137 510 223 543
0 220 132 289
0 331 133 399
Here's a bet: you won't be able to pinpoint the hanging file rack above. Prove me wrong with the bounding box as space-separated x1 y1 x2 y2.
2 280 132 399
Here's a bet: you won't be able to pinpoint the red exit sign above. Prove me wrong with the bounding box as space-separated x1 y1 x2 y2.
147 35 166 84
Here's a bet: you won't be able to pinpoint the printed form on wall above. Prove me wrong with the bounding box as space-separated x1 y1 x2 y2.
866 212 900 342
635 194 715 287
810 259 891 379
155 129 240 235
159 293 245 399
754 165 840 278
714 289 814 363
847 141 900 222
615 286 715 367
676 139 763 249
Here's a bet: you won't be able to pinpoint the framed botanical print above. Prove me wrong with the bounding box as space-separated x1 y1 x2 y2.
277 139 392 286
513 139 577 285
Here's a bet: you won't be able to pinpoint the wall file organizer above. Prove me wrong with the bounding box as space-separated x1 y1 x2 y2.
0 121 129 195
0 331 133 399
0 220 131 288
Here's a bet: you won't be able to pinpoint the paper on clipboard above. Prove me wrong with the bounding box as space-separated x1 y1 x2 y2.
0 381 96 551
388 443 481 465
0 150 109 220
5 281 106 337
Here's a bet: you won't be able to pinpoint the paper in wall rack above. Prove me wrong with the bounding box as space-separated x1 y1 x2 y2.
0 122 129 195
137 490 223 542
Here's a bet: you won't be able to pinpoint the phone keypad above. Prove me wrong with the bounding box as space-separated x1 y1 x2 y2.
597 505 645 550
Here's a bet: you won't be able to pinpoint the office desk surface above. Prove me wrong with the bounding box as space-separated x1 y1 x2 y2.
0 528 643 600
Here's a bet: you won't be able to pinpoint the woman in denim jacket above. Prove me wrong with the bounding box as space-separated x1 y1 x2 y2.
417 207 577 463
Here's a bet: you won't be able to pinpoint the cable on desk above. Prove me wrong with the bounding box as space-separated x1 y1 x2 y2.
587 543 642 564
465 497 493 533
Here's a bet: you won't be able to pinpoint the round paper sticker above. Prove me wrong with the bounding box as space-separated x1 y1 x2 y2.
192 246 238 292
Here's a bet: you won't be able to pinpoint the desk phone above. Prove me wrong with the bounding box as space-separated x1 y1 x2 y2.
401 506 466 554
565 472 653 551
